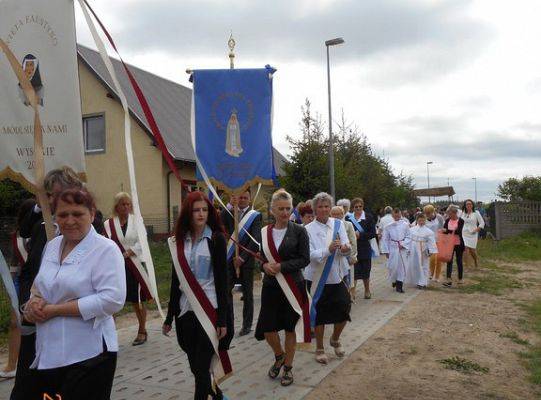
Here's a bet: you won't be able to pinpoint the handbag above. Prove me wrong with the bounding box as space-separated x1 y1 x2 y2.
436 232 455 263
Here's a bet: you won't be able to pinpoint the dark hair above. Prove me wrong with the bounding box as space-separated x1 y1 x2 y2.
174 191 224 241
392 207 401 214
462 199 475 212
16 198 37 230
53 188 96 213
298 204 313 217
416 213 427 221
351 198 364 207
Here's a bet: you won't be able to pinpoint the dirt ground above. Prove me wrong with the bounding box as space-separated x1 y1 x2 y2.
306 260 541 400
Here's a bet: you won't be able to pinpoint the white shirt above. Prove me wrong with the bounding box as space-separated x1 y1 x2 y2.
31 227 126 370
305 217 350 284
180 226 217 316
378 213 394 233
272 227 287 250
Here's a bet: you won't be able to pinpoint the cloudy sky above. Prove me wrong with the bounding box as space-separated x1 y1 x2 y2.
75 0 541 202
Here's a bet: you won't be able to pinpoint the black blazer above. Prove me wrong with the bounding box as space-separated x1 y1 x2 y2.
261 221 310 288
220 208 262 269
165 231 233 350
443 218 465 250
345 213 376 260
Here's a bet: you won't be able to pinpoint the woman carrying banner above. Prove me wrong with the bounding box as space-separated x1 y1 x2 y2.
461 199 485 268
162 191 233 400
24 188 125 399
442 205 465 287
305 192 351 365
255 189 310 386
104 192 152 346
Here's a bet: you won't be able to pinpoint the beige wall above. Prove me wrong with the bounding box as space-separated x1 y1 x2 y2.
79 61 193 233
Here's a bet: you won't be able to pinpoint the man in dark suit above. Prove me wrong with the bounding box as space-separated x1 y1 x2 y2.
220 190 262 336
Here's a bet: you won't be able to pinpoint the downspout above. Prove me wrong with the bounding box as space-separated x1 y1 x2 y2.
166 170 173 233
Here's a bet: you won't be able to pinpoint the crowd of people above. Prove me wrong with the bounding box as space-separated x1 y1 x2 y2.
2 165 487 400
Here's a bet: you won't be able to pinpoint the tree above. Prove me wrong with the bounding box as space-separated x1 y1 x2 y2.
0 178 34 217
280 99 418 212
497 176 541 201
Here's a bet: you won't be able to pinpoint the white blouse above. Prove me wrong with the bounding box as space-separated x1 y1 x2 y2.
305 218 350 284
31 226 126 370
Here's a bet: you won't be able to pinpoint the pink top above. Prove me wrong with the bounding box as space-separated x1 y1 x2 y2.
447 219 461 245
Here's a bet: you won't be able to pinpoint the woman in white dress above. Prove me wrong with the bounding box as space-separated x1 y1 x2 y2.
461 199 485 268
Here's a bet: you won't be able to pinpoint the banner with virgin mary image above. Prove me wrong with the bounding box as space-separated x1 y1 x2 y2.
191 67 276 194
0 0 85 190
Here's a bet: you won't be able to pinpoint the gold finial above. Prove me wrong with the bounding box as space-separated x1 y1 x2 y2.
228 32 236 69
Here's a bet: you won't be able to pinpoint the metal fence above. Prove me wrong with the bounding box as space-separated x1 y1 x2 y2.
494 201 541 240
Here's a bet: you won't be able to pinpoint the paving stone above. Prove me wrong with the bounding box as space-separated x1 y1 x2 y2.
0 257 419 399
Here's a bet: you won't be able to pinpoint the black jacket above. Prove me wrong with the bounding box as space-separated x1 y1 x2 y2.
165 232 233 350
443 218 465 250
18 208 47 312
220 208 262 269
345 213 376 260
262 221 310 288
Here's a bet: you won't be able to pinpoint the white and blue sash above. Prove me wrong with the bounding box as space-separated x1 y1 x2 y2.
226 210 260 262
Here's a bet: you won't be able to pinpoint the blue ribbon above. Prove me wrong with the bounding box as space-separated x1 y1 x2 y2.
0 250 21 327
310 218 341 327
347 214 378 258
226 211 260 262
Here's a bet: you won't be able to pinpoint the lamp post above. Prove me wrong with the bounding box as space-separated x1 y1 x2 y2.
426 161 433 203
325 37 345 200
472 177 478 203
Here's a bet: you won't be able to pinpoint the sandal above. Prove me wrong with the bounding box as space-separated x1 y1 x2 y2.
364 291 372 299
268 353 285 379
330 336 345 357
315 348 328 364
281 365 294 386
132 331 148 346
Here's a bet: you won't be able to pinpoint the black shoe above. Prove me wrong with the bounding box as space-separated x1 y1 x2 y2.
396 281 405 293
238 327 251 336
392 281 397 288
268 353 285 379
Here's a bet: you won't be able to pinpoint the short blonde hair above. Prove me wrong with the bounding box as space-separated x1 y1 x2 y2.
331 206 344 219
423 204 435 214
271 189 293 207
112 192 133 217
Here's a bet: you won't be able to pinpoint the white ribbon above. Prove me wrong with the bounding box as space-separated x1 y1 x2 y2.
78 0 163 318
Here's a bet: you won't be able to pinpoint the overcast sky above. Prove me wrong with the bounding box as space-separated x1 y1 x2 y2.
75 0 541 202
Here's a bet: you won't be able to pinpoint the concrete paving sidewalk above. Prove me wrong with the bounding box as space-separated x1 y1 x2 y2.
0 256 419 399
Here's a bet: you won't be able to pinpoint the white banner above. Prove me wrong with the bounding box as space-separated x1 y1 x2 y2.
0 0 85 189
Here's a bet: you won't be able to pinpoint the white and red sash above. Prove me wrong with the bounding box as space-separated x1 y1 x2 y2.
168 236 233 382
12 232 28 266
261 225 311 344
104 217 152 301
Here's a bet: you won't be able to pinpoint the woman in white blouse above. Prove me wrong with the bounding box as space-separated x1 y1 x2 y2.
24 188 126 399
461 199 485 268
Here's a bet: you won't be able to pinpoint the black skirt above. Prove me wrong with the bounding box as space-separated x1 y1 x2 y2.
354 258 372 280
307 281 351 326
125 264 152 303
255 281 307 340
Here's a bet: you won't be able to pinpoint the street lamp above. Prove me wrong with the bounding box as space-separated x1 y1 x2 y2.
426 161 433 203
472 177 478 203
325 37 345 200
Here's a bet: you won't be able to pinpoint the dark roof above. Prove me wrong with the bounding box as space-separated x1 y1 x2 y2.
413 186 456 197
77 45 287 174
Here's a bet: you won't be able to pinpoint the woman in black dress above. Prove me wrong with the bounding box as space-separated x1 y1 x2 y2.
162 191 233 400
255 189 310 386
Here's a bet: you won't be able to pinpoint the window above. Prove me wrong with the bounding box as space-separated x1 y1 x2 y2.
83 114 105 153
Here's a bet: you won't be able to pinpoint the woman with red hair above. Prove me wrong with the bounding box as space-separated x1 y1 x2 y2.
162 191 233 400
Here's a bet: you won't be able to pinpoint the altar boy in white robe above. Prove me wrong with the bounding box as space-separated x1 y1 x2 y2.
381 208 411 293
406 214 438 289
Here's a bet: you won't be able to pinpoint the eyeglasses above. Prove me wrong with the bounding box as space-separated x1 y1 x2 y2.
353 205 363 209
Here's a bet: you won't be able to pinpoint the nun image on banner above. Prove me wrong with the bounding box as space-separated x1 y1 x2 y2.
18 54 44 107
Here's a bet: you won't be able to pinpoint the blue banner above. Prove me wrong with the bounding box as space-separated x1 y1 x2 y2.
192 67 276 193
